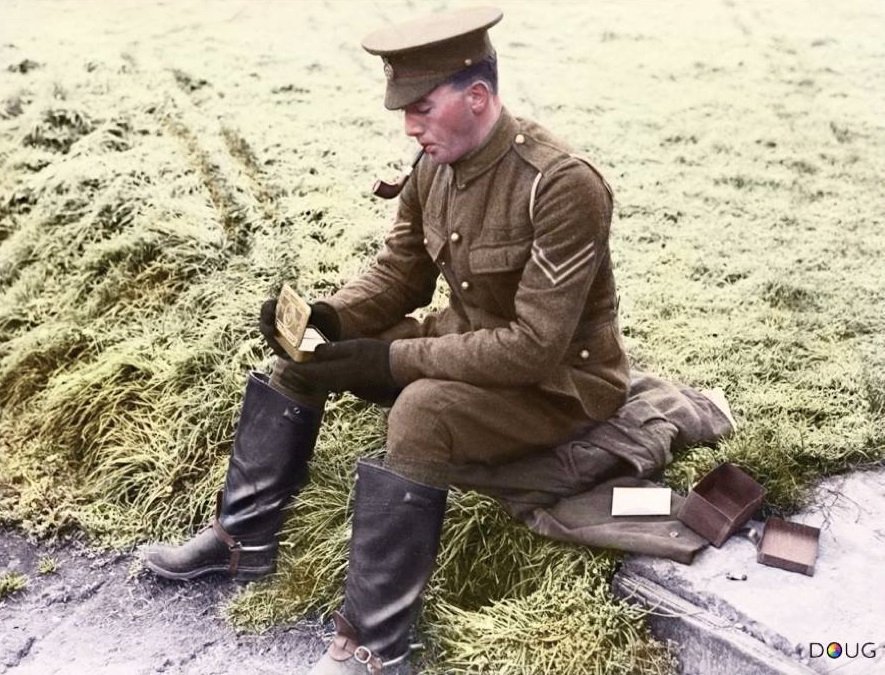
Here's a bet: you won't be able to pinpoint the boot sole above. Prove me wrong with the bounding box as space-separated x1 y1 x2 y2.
142 559 273 582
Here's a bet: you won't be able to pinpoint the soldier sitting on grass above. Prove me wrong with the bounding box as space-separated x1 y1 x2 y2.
144 7 734 674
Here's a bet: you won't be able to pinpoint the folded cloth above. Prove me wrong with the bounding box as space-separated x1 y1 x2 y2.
450 370 735 564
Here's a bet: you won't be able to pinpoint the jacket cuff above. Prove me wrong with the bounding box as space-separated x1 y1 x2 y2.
389 340 424 386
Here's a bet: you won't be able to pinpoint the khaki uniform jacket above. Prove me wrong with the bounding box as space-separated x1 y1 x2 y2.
325 108 630 421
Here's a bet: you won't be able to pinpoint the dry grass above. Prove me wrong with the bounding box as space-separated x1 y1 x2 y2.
1 1 884 672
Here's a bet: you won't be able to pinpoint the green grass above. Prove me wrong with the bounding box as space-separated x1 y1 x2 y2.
0 572 28 599
1 2 883 673
37 555 59 575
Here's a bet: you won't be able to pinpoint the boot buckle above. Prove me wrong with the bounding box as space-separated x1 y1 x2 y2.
353 646 373 664
354 645 387 674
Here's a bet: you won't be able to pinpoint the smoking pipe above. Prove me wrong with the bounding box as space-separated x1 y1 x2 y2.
372 149 425 199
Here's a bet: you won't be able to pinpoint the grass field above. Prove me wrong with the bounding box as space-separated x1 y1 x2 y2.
1 1 883 672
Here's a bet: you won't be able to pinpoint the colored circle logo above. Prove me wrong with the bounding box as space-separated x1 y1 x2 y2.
826 643 842 659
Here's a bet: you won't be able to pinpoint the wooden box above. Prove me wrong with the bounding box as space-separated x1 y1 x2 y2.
756 517 820 576
677 463 765 547
275 283 313 362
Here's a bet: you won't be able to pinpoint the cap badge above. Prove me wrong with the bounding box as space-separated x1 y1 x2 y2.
382 58 395 81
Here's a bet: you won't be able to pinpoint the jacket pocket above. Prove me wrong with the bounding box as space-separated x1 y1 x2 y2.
464 240 531 317
468 239 531 273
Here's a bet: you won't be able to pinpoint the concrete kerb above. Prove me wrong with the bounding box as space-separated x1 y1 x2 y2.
613 468 885 674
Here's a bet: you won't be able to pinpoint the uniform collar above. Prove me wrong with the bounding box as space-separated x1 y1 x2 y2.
450 107 519 188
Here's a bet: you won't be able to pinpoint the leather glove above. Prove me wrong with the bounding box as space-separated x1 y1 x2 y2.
307 301 341 341
287 338 397 393
258 298 289 359
258 299 343 358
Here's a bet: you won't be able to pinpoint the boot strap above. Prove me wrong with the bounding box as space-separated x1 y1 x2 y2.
327 611 413 674
212 491 242 575
211 491 278 577
211 517 242 576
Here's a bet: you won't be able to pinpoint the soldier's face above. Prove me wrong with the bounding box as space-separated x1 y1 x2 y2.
403 84 481 165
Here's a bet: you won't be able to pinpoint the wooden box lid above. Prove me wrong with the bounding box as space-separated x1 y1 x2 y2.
757 517 820 576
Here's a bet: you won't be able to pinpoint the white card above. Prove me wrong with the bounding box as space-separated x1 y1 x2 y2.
611 487 672 516
297 327 328 353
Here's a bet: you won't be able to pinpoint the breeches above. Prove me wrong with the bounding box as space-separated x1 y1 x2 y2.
270 358 598 487
388 378 599 485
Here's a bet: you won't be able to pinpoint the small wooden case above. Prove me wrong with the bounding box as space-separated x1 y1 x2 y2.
756 517 820 576
275 284 314 362
677 463 766 547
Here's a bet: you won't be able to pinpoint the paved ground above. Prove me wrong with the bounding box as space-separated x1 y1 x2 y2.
4 467 883 674
614 467 885 674
0 533 321 675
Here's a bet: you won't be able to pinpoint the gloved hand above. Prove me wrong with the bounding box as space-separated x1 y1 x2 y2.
258 299 343 358
287 338 397 393
258 298 289 359
307 301 341 342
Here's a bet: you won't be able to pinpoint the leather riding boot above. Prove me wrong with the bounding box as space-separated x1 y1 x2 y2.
309 460 448 675
143 371 322 581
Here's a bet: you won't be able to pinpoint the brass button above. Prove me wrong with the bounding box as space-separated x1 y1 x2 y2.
457 183 466 190
440 261 446 267
422 237 428 246
460 280 471 291
464 58 473 66
450 232 461 243
579 349 590 360
515 133 526 145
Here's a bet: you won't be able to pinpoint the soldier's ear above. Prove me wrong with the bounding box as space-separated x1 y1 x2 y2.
466 80 491 113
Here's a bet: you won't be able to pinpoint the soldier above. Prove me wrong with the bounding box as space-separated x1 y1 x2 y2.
145 6 638 674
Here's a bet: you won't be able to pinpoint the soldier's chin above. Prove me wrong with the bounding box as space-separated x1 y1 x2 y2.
423 144 442 163
426 145 461 166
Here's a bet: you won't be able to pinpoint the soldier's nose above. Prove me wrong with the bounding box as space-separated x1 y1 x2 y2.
403 112 423 137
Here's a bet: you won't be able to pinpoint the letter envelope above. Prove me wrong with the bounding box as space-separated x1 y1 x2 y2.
611 487 672 516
